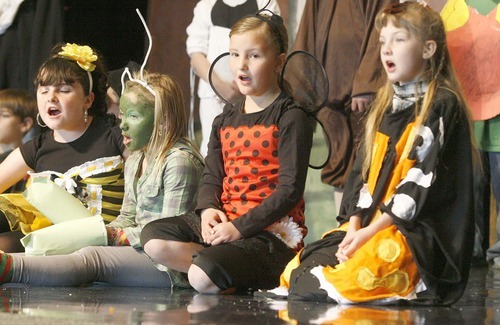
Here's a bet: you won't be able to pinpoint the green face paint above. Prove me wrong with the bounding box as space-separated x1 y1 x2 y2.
119 91 155 152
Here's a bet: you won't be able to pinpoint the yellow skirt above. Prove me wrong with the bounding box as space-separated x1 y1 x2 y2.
0 193 53 234
281 225 421 303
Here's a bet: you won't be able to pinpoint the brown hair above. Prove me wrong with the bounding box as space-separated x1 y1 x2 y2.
33 43 109 118
230 12 289 56
0 88 37 122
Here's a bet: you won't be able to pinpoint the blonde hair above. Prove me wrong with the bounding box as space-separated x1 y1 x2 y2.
229 12 289 56
124 72 199 172
362 1 478 178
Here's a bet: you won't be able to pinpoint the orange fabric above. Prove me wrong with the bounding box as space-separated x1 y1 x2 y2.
317 225 419 302
386 122 417 201
220 125 306 227
221 125 280 220
367 124 417 205
279 120 422 301
367 132 389 194
279 250 302 287
313 125 421 302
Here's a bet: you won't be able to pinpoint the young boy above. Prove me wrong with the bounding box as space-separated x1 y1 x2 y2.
0 88 38 192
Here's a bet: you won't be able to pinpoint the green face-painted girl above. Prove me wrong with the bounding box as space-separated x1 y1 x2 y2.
119 91 154 152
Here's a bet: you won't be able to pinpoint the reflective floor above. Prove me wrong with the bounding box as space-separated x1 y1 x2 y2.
0 266 498 324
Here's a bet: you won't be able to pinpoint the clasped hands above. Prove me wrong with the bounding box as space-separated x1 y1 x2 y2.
336 226 372 263
336 215 369 263
336 213 392 263
201 208 242 246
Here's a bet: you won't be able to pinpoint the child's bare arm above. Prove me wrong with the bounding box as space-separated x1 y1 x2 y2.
336 212 393 262
0 148 31 193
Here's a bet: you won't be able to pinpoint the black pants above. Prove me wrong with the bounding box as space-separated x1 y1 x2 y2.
141 212 296 291
288 231 345 301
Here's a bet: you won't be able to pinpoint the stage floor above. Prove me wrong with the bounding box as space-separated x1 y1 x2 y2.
0 266 498 324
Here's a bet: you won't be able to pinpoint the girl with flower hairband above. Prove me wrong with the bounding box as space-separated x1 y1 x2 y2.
0 43 126 252
0 70 205 288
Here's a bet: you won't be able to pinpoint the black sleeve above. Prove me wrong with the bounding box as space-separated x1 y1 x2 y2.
380 93 461 223
232 108 313 237
19 132 45 170
336 145 366 225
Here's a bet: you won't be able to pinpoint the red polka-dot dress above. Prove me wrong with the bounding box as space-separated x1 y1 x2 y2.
196 93 313 251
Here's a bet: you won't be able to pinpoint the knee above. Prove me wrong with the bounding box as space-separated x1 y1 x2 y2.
188 264 220 294
74 246 102 265
143 239 170 261
77 246 99 256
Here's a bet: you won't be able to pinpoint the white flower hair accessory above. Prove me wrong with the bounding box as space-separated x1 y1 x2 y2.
268 216 303 249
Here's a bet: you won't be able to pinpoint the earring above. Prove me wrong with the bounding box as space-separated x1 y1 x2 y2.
84 110 88 124
36 113 47 127
158 124 163 136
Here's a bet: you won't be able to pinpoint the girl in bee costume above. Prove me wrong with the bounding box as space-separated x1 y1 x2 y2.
266 1 479 305
0 43 125 252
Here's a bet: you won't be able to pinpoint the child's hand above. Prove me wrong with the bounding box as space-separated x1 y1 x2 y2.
106 226 130 246
336 215 361 263
201 208 228 243
207 222 242 246
336 227 372 263
351 95 372 113
106 226 117 245
336 213 393 263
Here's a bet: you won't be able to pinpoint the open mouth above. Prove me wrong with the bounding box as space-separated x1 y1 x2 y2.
48 107 61 116
122 134 132 146
238 74 251 82
386 60 396 71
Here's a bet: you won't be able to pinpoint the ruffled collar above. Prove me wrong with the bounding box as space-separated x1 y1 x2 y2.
391 80 429 113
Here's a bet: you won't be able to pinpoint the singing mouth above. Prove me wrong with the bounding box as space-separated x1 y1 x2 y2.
238 74 251 82
385 60 396 71
48 107 62 116
122 134 132 146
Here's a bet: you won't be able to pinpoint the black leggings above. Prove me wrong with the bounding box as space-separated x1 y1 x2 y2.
141 213 296 291
288 231 345 301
